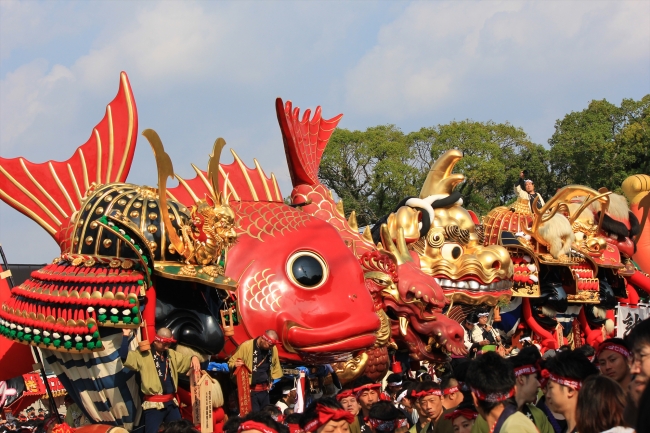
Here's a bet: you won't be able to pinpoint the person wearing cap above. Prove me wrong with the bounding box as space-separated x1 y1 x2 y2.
228 330 283 412
466 352 537 433
596 338 632 391
120 327 201 433
300 397 355 433
516 172 545 211
442 401 477 433
337 388 362 433
366 401 409 433
395 384 418 428
542 349 599 433
276 386 297 413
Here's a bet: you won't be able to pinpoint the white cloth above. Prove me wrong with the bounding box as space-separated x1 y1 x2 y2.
275 400 288 413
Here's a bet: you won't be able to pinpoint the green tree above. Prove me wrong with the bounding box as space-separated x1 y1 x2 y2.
549 95 650 192
407 121 550 216
318 125 421 226
319 121 551 223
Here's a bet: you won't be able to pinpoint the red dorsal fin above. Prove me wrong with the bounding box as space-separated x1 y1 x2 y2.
276 98 343 187
167 149 283 206
0 72 138 238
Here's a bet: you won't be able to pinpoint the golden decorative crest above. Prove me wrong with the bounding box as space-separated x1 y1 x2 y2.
142 129 237 268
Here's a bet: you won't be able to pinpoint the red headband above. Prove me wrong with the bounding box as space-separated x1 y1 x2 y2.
470 387 515 402
444 409 478 422
336 389 355 401
366 418 408 432
442 386 459 395
154 335 177 344
238 421 278 433
541 369 581 391
514 365 538 377
412 388 442 398
303 404 355 432
353 383 381 398
261 334 282 346
596 343 630 360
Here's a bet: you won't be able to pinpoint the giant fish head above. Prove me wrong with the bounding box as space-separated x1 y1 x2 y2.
226 201 382 363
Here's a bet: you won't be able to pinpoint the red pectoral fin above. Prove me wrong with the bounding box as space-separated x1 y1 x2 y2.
0 72 138 241
276 98 343 187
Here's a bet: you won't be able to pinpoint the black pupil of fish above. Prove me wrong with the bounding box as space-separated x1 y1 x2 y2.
452 247 461 259
292 256 323 287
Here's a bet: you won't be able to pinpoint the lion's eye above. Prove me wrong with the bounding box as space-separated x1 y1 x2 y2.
441 243 463 261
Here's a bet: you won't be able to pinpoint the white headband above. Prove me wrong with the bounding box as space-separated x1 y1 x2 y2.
387 381 402 387
478 312 489 317
396 389 408 403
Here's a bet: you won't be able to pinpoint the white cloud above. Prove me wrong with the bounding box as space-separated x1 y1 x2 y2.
345 1 650 118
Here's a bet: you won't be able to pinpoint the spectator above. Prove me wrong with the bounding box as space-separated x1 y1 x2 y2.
442 401 477 433
575 375 632 433
336 388 362 433
284 413 302 433
300 398 354 433
366 401 408 433
238 411 287 433
414 382 452 433
161 419 199 433
466 352 537 432
439 376 463 410
276 386 297 414
596 339 632 391
385 374 404 402
543 349 599 433
510 347 553 433
351 379 381 428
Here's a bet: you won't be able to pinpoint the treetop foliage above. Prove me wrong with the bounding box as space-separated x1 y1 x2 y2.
318 95 649 227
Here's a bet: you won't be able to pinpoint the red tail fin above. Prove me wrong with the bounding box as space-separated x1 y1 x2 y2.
275 98 343 187
0 72 138 239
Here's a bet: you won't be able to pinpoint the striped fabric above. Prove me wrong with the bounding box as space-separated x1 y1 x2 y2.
43 331 142 430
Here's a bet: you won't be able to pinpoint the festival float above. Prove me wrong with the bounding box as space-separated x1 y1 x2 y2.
0 72 389 428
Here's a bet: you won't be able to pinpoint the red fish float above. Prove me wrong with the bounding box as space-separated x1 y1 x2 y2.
275 99 467 372
0 73 385 426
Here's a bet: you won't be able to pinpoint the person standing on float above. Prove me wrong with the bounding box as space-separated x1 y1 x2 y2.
228 330 284 412
120 327 201 433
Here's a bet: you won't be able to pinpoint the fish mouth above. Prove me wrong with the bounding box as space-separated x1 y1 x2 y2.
282 322 377 359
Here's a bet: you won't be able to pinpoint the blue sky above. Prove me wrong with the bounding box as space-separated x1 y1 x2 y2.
1 0 649 263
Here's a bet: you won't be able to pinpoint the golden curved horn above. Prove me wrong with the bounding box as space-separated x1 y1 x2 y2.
208 138 226 204
142 129 185 256
420 149 465 198
380 224 412 265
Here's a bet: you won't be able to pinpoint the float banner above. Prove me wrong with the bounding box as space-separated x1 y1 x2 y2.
616 304 650 338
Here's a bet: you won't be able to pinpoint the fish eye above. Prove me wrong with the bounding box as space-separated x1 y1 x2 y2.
441 243 463 261
287 251 328 289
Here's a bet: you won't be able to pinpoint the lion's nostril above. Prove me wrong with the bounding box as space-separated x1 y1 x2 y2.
492 261 501 270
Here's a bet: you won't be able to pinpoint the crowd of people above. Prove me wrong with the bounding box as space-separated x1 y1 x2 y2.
122 314 650 433
2 314 648 433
